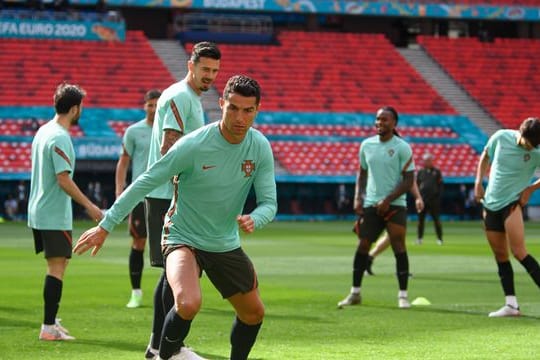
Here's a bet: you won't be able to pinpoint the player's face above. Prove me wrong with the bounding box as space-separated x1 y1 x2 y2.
70 104 82 126
144 98 158 123
189 57 220 94
375 109 395 137
219 93 259 144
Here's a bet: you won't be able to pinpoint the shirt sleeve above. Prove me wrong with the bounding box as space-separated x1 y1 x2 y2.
484 130 501 161
122 126 135 157
163 95 190 134
400 142 415 173
359 143 367 170
100 139 190 232
50 135 73 175
250 138 277 229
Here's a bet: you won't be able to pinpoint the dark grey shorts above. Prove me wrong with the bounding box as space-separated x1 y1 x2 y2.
163 245 258 299
483 201 519 233
144 197 171 268
354 205 407 243
32 228 72 259
128 202 147 238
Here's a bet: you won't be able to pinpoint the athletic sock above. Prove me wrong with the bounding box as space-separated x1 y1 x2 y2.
43 275 62 325
519 254 540 288
497 261 515 296
162 272 174 314
352 251 369 287
129 248 144 290
395 252 409 291
230 317 262 360
505 295 519 309
159 309 192 359
434 220 443 241
151 272 166 350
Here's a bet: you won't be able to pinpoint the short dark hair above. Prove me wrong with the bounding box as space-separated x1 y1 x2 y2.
379 106 400 137
380 106 399 123
144 89 161 102
222 75 261 105
54 82 86 114
190 41 221 63
520 117 540 147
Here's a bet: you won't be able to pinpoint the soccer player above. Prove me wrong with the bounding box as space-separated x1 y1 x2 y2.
28 83 104 341
143 41 221 359
365 180 424 276
115 89 161 308
74 75 277 360
338 106 415 309
474 117 540 317
416 152 444 245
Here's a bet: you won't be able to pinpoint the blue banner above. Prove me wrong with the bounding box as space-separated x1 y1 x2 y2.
0 18 125 41
70 0 540 22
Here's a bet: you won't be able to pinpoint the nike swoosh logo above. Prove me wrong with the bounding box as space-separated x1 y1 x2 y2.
202 165 216 170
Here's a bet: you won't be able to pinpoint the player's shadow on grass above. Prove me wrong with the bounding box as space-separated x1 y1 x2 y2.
195 352 263 359
63 338 146 352
410 275 495 285
0 305 30 315
0 315 35 328
366 303 540 319
202 306 322 322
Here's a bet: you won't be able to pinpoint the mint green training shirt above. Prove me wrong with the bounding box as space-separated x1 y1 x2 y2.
483 129 540 211
122 119 152 181
359 135 415 207
27 120 75 230
101 122 277 252
147 80 205 200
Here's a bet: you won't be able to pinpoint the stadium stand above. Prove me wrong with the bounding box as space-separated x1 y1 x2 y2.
0 141 31 174
256 124 458 139
258 112 485 180
197 31 456 114
418 36 540 130
0 118 83 137
0 31 174 108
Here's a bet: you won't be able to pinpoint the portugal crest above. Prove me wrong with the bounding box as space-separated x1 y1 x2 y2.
241 160 256 177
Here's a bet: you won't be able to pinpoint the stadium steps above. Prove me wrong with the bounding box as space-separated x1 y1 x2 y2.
149 39 221 123
398 47 500 136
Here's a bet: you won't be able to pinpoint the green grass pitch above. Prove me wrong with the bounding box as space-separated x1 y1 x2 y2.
1 220 539 359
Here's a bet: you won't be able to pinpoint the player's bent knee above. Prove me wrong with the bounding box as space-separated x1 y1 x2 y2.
132 238 146 250
240 305 265 325
176 298 201 319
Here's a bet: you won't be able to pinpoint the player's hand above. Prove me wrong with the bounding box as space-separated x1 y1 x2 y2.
376 198 390 216
415 198 424 213
86 204 104 222
474 182 484 203
353 198 364 215
519 187 533 207
73 226 109 256
237 215 255 234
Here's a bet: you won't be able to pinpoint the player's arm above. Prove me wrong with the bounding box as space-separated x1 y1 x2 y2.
410 178 424 213
75 140 190 256
56 171 103 222
437 169 444 195
160 129 182 155
384 170 415 205
244 141 278 233
115 146 131 198
354 167 367 215
474 150 490 202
